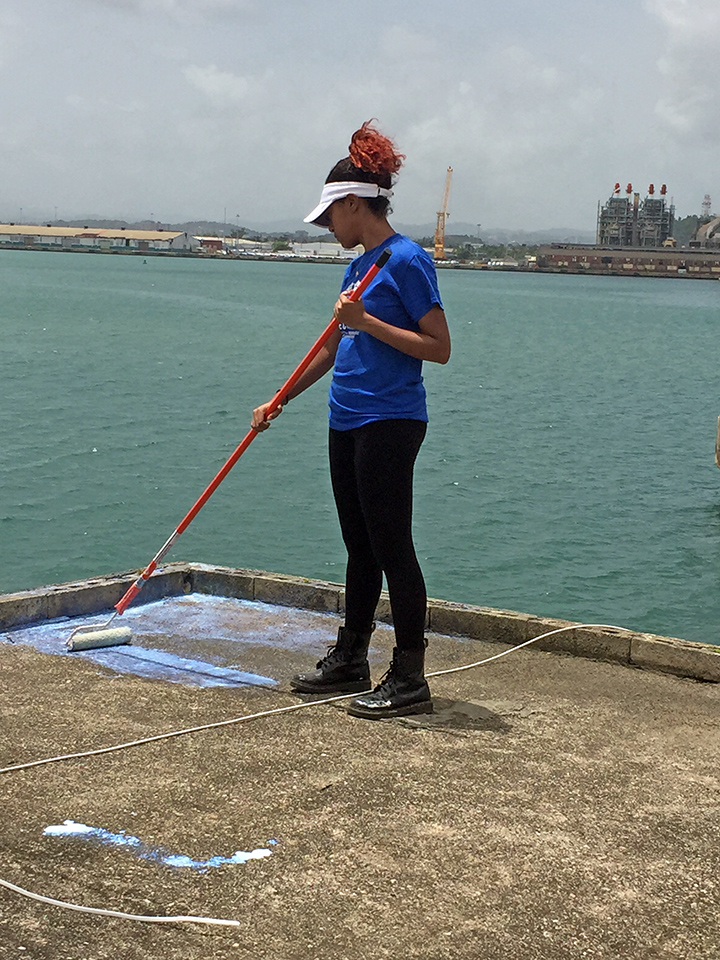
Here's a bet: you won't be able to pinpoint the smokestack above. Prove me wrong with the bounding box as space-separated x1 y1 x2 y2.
632 193 640 246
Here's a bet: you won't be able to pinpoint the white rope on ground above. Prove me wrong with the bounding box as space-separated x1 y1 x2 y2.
0 622 627 926
0 876 239 926
0 623 627 778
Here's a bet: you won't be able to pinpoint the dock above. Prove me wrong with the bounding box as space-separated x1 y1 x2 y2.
1 563 718 959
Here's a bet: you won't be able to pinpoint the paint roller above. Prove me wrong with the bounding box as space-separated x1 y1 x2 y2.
66 248 392 652
67 626 133 653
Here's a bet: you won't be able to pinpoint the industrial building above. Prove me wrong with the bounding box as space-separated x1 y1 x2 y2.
535 184 720 278
537 244 720 279
596 183 674 247
0 223 199 254
688 195 720 249
0 224 358 260
691 218 720 248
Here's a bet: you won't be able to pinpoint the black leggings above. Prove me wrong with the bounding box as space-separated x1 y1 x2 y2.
329 419 427 653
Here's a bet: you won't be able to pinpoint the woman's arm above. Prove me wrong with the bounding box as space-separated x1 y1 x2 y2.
251 326 342 431
334 296 451 365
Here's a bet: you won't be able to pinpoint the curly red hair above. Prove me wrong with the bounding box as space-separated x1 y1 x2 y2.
321 120 404 219
348 120 405 177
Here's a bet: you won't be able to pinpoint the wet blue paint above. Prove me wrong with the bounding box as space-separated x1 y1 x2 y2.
3 594 392 685
128 593 347 652
87 644 276 688
44 820 274 871
2 595 297 687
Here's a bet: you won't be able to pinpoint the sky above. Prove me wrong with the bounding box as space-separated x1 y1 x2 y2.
0 0 718 234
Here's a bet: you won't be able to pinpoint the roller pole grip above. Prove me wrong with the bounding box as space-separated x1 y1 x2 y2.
363 246 392 276
115 581 142 615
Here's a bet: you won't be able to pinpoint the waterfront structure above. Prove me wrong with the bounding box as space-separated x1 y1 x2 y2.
290 240 360 259
596 183 674 247
0 223 200 254
537 243 720 279
223 236 271 255
0 223 359 260
2 564 718 956
689 196 720 249
692 217 720 248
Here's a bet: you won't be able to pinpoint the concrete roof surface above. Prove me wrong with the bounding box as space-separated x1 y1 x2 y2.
1 593 718 959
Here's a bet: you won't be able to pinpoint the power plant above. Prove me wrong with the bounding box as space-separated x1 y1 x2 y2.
536 184 720 279
596 183 675 247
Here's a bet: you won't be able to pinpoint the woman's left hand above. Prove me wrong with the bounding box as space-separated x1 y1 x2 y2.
333 293 368 330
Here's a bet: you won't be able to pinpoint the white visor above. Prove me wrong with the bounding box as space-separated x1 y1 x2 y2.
304 180 393 224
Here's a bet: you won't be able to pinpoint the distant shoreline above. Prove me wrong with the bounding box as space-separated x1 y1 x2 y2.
2 241 719 280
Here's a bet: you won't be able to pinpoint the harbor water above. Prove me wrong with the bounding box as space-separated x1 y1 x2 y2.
1 249 719 645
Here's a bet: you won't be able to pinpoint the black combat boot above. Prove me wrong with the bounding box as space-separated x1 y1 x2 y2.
346 645 432 719
290 625 373 694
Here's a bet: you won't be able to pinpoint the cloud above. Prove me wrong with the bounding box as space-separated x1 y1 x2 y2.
184 64 253 104
1 0 717 230
89 0 251 16
379 25 437 60
646 0 720 38
646 0 720 139
0 4 21 69
372 40 608 227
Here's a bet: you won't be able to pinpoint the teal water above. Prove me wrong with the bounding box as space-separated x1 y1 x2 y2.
1 250 719 645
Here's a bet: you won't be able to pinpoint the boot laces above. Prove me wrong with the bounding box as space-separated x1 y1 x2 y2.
373 657 400 696
316 644 343 669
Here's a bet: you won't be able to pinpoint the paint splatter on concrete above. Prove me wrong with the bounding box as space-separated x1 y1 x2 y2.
44 820 275 871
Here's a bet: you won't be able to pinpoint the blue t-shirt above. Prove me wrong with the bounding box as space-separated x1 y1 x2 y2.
329 233 443 431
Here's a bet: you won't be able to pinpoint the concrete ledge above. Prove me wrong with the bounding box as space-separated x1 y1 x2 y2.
630 633 720 683
0 565 190 629
251 571 342 613
186 564 343 613
0 591 47 630
185 562 255 601
2 563 718 684
427 601 636 661
428 600 535 645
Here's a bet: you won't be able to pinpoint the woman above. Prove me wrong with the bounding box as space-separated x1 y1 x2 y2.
252 120 450 719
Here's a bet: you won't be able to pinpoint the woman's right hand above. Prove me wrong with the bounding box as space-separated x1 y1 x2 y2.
251 400 283 432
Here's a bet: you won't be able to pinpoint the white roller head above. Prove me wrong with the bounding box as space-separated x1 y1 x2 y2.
67 626 133 652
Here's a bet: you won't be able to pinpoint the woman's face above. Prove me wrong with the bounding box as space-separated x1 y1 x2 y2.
324 197 359 249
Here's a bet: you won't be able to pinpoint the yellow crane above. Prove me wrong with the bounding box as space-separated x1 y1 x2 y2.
434 166 453 261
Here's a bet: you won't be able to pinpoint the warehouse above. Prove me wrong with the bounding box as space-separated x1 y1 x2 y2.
537 243 720 279
0 223 199 253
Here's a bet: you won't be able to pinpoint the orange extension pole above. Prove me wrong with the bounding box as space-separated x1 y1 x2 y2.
114 247 392 616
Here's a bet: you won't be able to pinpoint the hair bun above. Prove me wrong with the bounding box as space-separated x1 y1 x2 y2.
349 120 405 176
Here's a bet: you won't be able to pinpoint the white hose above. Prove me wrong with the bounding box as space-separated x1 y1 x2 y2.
0 876 239 926
0 622 626 927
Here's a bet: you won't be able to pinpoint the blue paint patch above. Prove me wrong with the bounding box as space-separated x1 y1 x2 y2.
3 593 391 686
128 594 344 652
44 820 273 871
3 597 285 688
84 644 277 688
